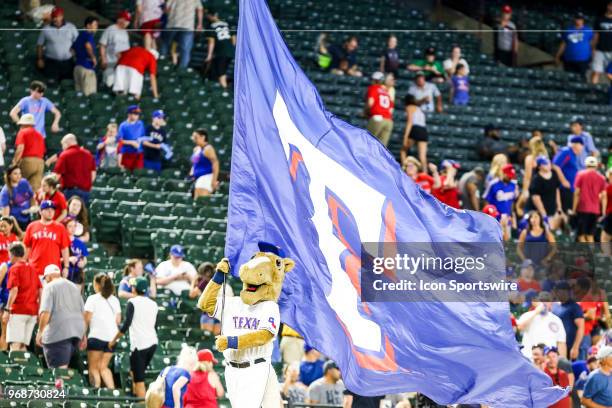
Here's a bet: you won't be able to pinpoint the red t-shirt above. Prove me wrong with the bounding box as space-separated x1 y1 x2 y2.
432 176 460 208
543 368 570 408
579 301 603 335
118 47 158 75
517 278 542 293
183 371 218 408
53 145 96 191
7 260 42 315
0 232 17 264
366 84 393 120
23 220 70 275
37 190 67 220
15 127 45 159
413 173 435 193
606 183 612 215
575 169 607 214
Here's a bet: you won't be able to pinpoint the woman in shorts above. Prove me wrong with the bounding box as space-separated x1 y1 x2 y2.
400 94 428 172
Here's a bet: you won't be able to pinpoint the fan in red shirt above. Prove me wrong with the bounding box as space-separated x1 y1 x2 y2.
113 46 159 99
183 349 225 408
365 72 394 146
12 113 46 191
402 156 440 194
53 134 97 204
603 169 612 247
23 200 70 276
542 347 571 408
36 175 67 222
0 217 19 263
432 159 461 208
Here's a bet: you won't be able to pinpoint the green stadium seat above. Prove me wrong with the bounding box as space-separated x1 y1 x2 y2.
166 192 192 205
27 402 61 408
0 400 21 408
163 179 190 192
116 201 146 215
96 388 125 397
147 216 178 230
203 218 226 232
21 366 54 383
111 188 142 202
94 403 121 408
52 368 83 386
135 177 163 191
160 169 183 179
180 230 211 246
143 203 173 217
1 366 22 382
171 204 198 218
208 231 226 247
8 350 40 366
62 402 91 408
175 217 205 230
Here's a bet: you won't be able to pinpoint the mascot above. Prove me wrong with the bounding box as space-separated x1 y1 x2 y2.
197 241 295 408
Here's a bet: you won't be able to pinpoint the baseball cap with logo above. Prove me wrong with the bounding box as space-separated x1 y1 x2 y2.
118 10 132 21
585 156 598 167
17 114 35 126
40 200 56 210
152 110 165 119
502 164 516 179
43 264 61 277
482 204 500 219
371 71 384 81
127 105 141 114
197 349 218 363
536 155 550 167
170 245 185 258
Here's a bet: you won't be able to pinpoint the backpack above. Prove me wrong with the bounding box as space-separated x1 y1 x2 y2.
145 367 169 408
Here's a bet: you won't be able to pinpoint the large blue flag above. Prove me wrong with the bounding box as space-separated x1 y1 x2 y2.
226 0 567 406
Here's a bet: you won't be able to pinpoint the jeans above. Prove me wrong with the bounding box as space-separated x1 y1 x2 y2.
579 334 591 360
160 28 194 68
63 188 90 206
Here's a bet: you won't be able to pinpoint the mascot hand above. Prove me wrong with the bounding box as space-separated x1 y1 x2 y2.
216 258 230 274
215 335 228 352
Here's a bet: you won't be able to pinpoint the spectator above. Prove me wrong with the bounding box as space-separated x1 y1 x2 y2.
109 276 159 398
65 217 88 289
53 133 96 204
484 163 518 218
183 348 225 408
119 259 157 299
96 123 120 169
458 166 485 211
365 72 394 147
515 259 542 293
155 245 197 296
486 153 509 190
11 113 46 191
37 174 67 222
379 34 400 77
553 136 584 212
529 156 564 231
161 346 198 408
602 168 612 250
565 119 599 170
581 346 612 407
479 124 514 161
449 63 469 106
113 46 159 100
300 345 324 386
543 347 572 408
407 72 442 113
307 360 345 405
518 291 567 361
573 157 607 243
553 281 585 361
37 264 85 369
443 44 470 77
591 1 612 84
9 80 61 137
66 196 90 242
574 356 599 399
190 129 219 198
189 262 212 300
494 5 518 66
99 11 131 88
36 7 78 83
161 0 204 69
205 9 236 89
556 13 595 77
384 73 396 104
400 94 428 168
72 16 99 96
531 344 546 367
23 200 70 276
0 217 20 262
134 0 165 51
84 273 121 389
118 105 146 171
432 160 460 209
281 362 307 405
0 125 5 177
143 110 167 173
328 36 362 77
384 394 413 408
407 47 445 83
343 390 385 408
402 157 440 195
0 166 34 231
520 136 549 206
3 242 41 351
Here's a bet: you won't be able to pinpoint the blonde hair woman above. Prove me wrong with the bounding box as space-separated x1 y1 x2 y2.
183 349 225 408
516 136 548 216
159 345 199 408
486 153 508 189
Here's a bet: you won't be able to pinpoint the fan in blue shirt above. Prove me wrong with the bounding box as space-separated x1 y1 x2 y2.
553 137 584 191
560 17 594 62
582 347 612 407
484 164 518 217
72 17 98 70
118 106 146 155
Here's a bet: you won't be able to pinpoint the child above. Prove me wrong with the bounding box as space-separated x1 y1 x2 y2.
96 123 120 168
36 174 67 222
65 217 88 291
142 110 167 173
450 63 469 106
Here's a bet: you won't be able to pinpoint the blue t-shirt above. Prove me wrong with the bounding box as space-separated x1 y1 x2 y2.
143 125 167 162
583 369 612 405
72 31 96 70
0 180 34 224
565 132 597 170
553 147 580 191
572 360 589 391
68 238 88 284
163 366 191 408
299 359 324 386
484 179 517 216
18 96 55 137
562 26 594 62
451 75 470 105
552 301 584 349
118 120 146 154
0 261 11 306
191 146 213 179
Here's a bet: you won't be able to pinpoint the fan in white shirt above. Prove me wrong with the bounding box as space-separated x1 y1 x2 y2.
518 292 567 360
155 244 197 295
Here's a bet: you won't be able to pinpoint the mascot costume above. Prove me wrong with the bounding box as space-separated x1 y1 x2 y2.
197 241 295 408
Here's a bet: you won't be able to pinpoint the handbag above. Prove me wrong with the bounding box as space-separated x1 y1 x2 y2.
145 366 169 408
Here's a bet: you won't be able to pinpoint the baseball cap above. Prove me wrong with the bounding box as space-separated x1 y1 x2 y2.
170 245 185 258
43 264 61 277
149 49 160 60
40 200 56 210
17 113 35 126
554 280 571 290
596 345 612 360
544 346 559 355
51 7 64 17
304 344 316 353
574 12 586 20
585 156 598 167
520 259 533 269
323 360 339 374
258 241 285 257
535 155 550 167
152 110 165 119
127 105 141 114
502 164 516 180
569 136 584 145
118 10 132 21
197 349 218 363
482 204 499 219
501 4 512 13
441 159 460 169
371 71 384 81
424 46 436 55
129 276 149 294
570 117 584 126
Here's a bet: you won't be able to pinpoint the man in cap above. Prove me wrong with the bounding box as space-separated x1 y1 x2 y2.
53 133 96 204
11 113 46 191
37 263 85 369
407 71 442 113
113 46 159 100
117 105 146 171
495 5 518 66
23 200 70 276
205 9 236 89
565 119 599 170
573 156 607 243
553 136 584 212
553 281 585 361
407 46 445 82
556 13 595 77
581 346 612 407
10 80 61 137
483 164 519 218
307 360 345 405
143 110 167 173
99 11 131 88
365 71 394 146
543 347 572 407
36 6 78 82
155 244 197 296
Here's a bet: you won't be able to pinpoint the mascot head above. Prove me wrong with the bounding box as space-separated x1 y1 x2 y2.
238 241 295 305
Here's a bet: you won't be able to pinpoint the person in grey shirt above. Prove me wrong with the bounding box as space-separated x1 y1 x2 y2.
494 5 518 66
99 12 131 88
36 264 85 369
407 72 442 113
307 360 345 405
459 167 485 211
36 7 78 83
160 0 204 68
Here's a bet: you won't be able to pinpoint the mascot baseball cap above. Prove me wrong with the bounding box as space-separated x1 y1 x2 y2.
197 349 218 363
258 241 285 257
